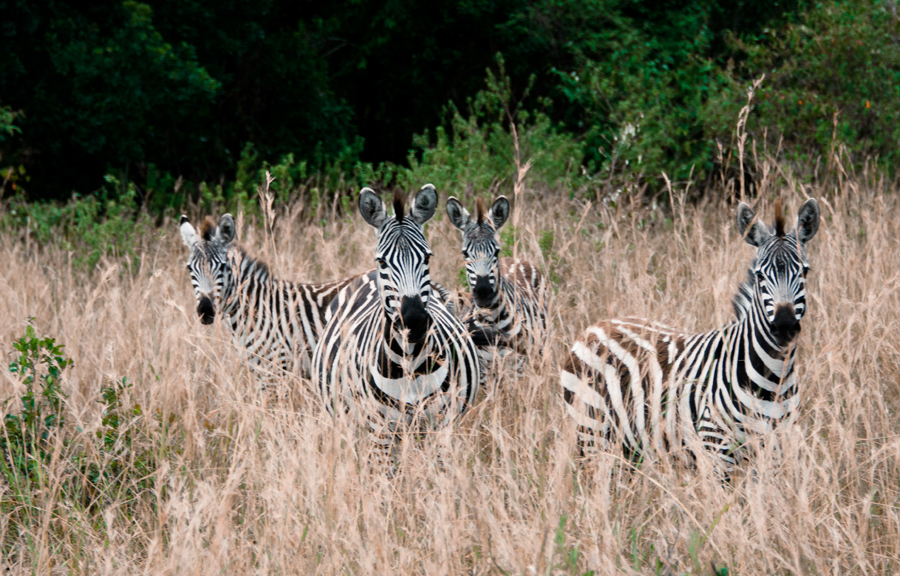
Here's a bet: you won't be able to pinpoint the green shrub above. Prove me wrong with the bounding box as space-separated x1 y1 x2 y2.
726 0 900 172
1 323 72 486
2 175 155 272
401 55 585 197
1 323 163 558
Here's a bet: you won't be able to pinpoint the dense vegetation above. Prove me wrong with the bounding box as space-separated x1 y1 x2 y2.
2 0 897 213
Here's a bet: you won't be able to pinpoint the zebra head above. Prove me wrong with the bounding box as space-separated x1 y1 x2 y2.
180 213 237 325
737 198 820 345
359 184 438 344
446 196 510 308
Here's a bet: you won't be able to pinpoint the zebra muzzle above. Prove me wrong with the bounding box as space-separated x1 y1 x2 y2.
399 295 431 343
472 276 495 308
198 295 215 325
772 304 800 343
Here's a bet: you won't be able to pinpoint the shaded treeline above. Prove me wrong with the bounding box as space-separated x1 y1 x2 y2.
1 0 801 200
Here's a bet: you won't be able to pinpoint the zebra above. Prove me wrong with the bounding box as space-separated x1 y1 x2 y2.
446 195 548 374
313 184 483 460
560 198 820 468
179 213 367 379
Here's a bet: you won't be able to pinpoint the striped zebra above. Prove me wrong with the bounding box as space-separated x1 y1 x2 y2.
446 195 548 374
313 184 482 459
560 199 820 468
179 213 366 379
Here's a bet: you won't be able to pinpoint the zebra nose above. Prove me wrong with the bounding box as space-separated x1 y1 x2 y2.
198 295 215 325
399 295 430 343
772 303 800 343
472 276 494 307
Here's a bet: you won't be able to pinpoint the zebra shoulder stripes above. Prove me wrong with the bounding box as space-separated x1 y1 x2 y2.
180 213 366 378
560 199 820 467
446 195 548 371
313 184 482 457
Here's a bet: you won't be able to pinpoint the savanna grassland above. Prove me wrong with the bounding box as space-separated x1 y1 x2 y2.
1 160 899 575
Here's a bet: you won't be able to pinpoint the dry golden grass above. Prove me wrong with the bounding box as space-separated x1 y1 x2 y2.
1 162 899 575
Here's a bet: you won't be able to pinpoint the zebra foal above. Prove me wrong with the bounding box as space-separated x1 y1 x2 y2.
180 213 365 379
313 184 482 459
446 195 548 374
560 199 820 468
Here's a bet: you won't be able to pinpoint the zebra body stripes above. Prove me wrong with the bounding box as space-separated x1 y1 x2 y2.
180 214 366 378
446 196 548 373
561 199 820 467
313 185 482 455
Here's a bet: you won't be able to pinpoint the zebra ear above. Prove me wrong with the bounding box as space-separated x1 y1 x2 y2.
410 183 438 225
796 198 820 244
737 202 771 247
446 197 472 231
489 196 510 230
218 214 236 244
359 188 388 229
180 215 200 249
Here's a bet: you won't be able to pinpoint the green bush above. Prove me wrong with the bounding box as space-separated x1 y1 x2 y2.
726 0 900 172
0 323 162 558
2 175 155 272
548 0 743 184
1 323 72 485
400 55 584 197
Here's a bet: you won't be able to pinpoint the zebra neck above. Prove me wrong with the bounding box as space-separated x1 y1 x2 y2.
731 297 799 400
380 316 428 357
220 248 275 321
373 315 441 382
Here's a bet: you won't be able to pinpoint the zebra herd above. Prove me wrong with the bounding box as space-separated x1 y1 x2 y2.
180 184 820 473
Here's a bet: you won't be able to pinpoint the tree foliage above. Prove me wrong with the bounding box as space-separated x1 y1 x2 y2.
3 0 896 203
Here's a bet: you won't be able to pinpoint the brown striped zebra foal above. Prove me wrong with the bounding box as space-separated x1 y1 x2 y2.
561 199 820 469
179 213 368 380
446 195 548 377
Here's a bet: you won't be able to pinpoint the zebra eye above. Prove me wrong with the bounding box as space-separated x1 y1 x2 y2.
461 250 470 259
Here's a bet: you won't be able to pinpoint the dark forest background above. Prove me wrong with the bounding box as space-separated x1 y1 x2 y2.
1 0 898 213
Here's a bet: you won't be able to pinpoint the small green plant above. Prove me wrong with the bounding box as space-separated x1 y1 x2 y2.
539 229 561 286
0 104 21 141
75 376 158 510
552 515 594 576
500 224 518 258
1 322 72 485
1 324 164 560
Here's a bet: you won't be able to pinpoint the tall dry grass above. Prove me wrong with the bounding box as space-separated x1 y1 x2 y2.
1 158 899 575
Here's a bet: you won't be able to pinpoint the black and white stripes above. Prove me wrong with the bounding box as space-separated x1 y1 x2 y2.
180 213 365 378
312 185 482 455
560 199 820 467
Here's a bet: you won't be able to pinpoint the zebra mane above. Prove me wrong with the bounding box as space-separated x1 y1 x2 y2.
475 197 486 225
200 216 217 241
234 243 271 276
393 190 405 223
774 199 785 237
732 261 756 320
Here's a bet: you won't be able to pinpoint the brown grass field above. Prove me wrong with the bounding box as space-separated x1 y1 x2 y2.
1 160 899 574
